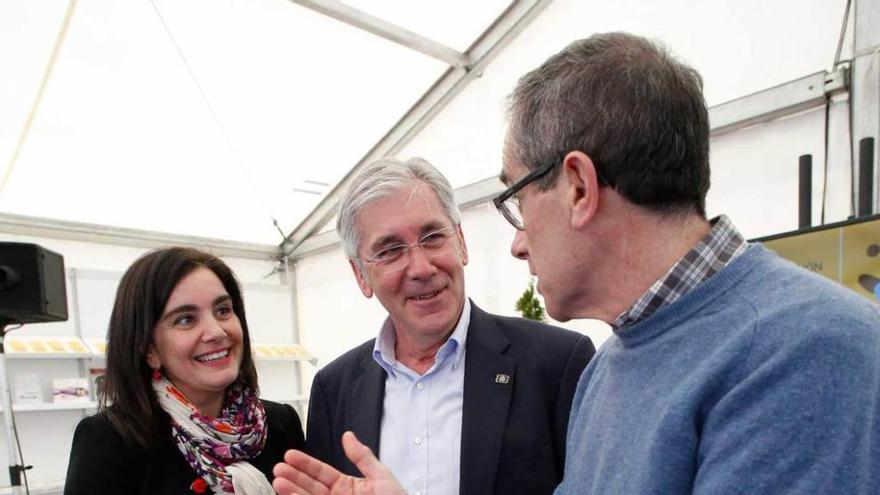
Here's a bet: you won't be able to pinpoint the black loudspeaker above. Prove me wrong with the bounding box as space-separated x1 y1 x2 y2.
0 243 68 324
858 137 875 217
798 154 812 229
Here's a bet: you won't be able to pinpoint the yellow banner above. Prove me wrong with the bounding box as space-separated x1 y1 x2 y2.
761 217 880 303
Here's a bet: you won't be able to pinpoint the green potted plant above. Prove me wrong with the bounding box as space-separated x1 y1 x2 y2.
516 278 545 321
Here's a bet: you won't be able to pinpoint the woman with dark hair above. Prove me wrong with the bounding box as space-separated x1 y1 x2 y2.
64 247 305 494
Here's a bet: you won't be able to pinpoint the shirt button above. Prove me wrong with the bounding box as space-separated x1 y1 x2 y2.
416 382 425 390
413 436 423 445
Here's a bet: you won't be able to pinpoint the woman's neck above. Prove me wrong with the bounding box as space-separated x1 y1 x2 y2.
197 395 224 418
178 387 225 418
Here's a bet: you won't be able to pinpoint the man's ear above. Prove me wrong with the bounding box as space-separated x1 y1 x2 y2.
456 225 468 266
350 259 374 298
562 151 601 229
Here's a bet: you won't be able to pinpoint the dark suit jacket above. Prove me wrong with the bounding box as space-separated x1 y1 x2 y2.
64 400 305 495
306 301 595 495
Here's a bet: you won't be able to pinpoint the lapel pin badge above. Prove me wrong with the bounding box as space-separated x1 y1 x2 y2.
495 373 510 384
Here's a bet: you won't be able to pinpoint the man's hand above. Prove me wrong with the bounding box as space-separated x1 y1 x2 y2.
272 431 406 495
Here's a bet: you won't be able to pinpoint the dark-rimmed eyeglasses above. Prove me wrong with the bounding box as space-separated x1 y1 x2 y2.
493 158 607 230
492 160 557 231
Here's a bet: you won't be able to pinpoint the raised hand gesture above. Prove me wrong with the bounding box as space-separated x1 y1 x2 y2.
272 431 406 495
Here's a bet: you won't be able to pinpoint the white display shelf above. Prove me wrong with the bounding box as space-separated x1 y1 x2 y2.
5 352 94 360
252 343 317 365
0 482 63 495
5 337 315 363
0 401 98 413
268 395 309 403
4 336 95 358
255 355 317 365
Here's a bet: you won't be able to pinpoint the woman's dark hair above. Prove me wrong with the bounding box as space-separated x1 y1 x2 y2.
101 247 258 448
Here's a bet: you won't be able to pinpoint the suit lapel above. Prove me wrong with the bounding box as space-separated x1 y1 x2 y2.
350 350 386 459
460 302 514 495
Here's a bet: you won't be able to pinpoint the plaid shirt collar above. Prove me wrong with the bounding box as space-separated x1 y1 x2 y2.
611 215 748 329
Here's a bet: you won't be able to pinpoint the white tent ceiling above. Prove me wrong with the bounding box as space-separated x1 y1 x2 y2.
0 0 509 245
0 0 857 249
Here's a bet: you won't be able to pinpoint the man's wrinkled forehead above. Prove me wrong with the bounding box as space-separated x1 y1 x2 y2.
402 182 435 208
357 184 452 239
359 182 432 218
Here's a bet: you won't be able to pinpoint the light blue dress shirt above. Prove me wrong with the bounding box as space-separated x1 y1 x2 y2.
373 298 470 495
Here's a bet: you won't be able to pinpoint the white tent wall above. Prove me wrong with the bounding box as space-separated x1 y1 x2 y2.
0 231 303 491
395 0 852 190
709 101 855 233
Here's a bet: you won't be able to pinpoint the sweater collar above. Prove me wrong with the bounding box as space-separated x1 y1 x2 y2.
612 215 748 329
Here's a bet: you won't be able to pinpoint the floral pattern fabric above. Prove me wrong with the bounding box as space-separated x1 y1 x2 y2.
152 376 271 494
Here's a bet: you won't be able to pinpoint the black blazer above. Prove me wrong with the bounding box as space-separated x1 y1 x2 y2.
306 301 595 495
64 400 305 495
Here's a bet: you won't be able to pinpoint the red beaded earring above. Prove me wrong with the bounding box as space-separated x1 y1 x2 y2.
152 368 162 381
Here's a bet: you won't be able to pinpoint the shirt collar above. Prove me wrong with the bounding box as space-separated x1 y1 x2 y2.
612 215 748 329
373 298 471 377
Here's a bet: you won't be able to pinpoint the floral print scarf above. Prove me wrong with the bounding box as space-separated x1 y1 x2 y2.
152 376 273 494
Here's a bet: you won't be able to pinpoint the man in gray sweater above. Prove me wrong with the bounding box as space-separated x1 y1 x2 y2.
274 32 880 495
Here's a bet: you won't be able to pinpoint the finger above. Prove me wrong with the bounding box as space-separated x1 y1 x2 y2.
272 476 312 495
342 431 394 479
273 462 328 495
279 449 346 490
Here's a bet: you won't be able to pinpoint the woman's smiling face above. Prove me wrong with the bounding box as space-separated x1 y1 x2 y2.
147 267 243 413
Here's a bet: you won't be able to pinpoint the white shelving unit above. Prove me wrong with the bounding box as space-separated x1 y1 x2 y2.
251 342 315 416
4 335 314 410
4 336 102 413
0 402 98 413
5 353 92 360
0 483 63 495
265 394 309 404
252 343 317 365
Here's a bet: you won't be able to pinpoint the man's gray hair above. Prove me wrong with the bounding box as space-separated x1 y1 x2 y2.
336 157 461 259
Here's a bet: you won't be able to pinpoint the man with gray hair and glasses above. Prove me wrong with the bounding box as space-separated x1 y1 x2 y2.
301 156 595 495
275 33 880 495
